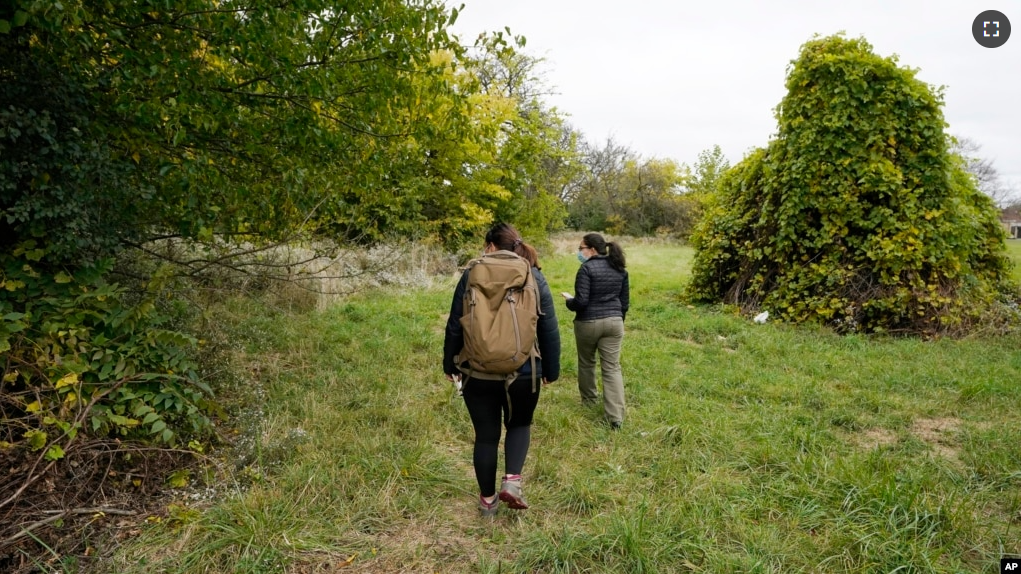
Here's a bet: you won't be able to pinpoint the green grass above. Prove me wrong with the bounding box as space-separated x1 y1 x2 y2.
1006 239 1021 283
109 242 1021 574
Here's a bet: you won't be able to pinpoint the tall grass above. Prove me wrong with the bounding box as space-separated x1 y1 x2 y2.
109 237 1021 573
1006 239 1021 283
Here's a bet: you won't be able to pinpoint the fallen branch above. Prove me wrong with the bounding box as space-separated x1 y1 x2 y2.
43 508 138 516
2 513 65 548
2 508 138 548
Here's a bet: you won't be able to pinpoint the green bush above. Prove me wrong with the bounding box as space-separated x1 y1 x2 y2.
1 245 212 457
687 34 1017 335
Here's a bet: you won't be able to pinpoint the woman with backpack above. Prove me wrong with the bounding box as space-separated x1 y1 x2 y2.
443 222 561 517
563 233 629 430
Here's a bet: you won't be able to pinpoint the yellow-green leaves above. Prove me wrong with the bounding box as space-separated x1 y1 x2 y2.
687 34 1015 336
23 429 47 451
167 469 190 488
55 373 78 389
45 445 65 461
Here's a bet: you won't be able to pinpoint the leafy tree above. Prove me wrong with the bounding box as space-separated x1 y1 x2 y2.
1 0 470 260
566 137 631 231
687 35 1015 335
666 144 732 238
0 0 477 498
460 33 583 241
613 157 688 235
567 137 690 235
686 145 731 198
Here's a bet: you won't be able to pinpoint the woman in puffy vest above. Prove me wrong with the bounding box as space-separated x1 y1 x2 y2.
564 233 629 430
442 222 561 517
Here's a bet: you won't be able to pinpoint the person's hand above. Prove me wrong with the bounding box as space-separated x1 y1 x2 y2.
542 377 553 386
447 373 463 395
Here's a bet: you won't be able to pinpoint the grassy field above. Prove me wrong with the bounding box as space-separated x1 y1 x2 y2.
108 239 1021 574
1007 239 1021 283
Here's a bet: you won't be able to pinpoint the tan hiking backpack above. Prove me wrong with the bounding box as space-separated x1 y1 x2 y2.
456 250 542 385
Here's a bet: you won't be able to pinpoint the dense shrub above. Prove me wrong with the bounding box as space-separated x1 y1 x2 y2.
1 250 211 457
687 35 1016 335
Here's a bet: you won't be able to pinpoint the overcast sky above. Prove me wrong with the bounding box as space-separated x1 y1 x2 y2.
448 0 1020 193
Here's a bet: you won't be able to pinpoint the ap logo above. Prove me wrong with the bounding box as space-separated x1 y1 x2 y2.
1004 558 1020 573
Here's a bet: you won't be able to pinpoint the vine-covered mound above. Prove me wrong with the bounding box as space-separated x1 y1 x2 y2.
687 35 1014 335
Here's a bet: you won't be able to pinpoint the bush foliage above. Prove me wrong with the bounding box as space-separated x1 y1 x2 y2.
1 253 211 455
687 35 1016 335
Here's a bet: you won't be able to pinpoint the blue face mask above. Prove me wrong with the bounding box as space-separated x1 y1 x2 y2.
577 250 589 264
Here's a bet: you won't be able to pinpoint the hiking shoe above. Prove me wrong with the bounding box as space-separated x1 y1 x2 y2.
498 477 529 509
478 494 499 517
610 421 622 431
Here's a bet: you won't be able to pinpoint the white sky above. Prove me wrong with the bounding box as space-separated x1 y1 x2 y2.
448 0 1021 193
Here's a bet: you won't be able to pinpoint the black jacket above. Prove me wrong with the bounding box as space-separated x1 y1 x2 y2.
566 256 629 321
443 266 561 381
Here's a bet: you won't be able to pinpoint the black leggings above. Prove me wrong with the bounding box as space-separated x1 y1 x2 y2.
461 375 541 497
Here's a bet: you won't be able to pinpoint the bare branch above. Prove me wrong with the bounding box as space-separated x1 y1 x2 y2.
952 135 1020 207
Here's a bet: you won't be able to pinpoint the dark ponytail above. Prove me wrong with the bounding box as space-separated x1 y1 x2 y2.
582 233 626 272
606 242 626 272
485 222 540 268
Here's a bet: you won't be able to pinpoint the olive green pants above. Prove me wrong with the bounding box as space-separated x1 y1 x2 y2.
574 317 625 424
